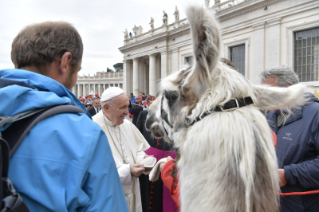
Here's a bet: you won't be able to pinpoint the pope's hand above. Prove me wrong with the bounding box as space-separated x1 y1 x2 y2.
130 163 145 177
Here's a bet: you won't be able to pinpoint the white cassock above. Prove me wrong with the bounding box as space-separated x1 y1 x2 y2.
93 111 150 212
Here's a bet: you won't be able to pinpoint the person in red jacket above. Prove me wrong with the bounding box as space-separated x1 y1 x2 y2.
160 156 180 209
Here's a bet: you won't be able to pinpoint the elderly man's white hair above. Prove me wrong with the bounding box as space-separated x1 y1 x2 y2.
261 66 299 87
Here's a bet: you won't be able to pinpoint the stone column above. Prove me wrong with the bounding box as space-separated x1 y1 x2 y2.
171 48 179 73
133 58 139 96
156 56 161 82
161 52 168 79
252 22 265 83
123 60 128 94
149 54 156 96
139 62 145 93
88 82 90 96
267 18 281 68
145 64 149 95
76 84 79 97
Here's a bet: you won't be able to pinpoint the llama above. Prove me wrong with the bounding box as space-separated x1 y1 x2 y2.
145 5 308 212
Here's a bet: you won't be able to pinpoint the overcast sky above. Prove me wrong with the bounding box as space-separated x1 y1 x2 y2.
0 0 207 75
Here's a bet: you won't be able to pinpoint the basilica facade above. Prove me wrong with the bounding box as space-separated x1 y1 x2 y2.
72 72 123 97
119 0 319 97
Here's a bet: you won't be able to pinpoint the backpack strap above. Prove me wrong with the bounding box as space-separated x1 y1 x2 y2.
0 108 48 128
2 105 84 158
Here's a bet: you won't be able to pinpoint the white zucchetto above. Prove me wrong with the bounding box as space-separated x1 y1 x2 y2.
101 87 125 101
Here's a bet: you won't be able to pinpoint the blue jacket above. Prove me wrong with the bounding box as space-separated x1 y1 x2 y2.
131 96 136 104
0 69 128 212
266 93 319 212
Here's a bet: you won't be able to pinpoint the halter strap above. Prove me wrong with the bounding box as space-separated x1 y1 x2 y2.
187 96 253 126
160 96 173 135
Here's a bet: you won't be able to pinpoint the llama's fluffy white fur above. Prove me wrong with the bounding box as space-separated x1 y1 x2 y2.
146 5 308 212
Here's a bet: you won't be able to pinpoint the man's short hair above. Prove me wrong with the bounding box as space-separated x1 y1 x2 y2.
11 21 83 74
261 66 299 87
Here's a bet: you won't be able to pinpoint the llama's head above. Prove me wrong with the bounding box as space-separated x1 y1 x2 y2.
146 5 221 142
146 5 308 145
145 69 193 143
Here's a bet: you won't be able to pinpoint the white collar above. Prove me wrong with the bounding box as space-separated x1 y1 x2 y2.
103 113 117 127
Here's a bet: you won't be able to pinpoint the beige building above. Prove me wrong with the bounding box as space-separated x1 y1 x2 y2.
119 0 319 97
72 72 123 97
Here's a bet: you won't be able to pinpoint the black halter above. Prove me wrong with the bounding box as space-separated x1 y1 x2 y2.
160 95 254 131
186 96 254 126
160 96 173 136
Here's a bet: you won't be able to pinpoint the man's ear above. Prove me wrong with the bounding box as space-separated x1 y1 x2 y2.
59 52 73 75
103 103 109 112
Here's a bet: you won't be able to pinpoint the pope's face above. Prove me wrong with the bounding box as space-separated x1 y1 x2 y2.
105 93 129 125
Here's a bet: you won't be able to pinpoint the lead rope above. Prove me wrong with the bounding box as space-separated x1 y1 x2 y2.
279 190 319 196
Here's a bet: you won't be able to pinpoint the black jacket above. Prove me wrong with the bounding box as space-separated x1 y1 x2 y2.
136 110 174 212
88 107 98 117
130 105 143 126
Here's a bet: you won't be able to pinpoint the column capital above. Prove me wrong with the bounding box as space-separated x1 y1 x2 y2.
149 53 157 58
171 48 179 53
267 18 281 27
160 51 168 56
252 22 265 30
132 57 140 62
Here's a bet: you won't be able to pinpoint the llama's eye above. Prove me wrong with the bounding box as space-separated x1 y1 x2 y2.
164 90 179 101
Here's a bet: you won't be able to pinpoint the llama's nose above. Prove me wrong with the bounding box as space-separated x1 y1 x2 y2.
145 115 154 130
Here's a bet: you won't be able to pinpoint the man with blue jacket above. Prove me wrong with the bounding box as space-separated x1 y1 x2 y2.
262 67 319 212
0 21 128 212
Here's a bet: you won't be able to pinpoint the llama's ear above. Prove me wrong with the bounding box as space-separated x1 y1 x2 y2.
186 5 221 85
253 84 309 112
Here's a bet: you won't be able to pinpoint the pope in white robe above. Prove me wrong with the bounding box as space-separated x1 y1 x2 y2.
93 87 150 212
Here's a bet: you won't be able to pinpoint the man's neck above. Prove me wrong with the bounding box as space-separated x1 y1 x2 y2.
20 65 45 75
103 112 116 125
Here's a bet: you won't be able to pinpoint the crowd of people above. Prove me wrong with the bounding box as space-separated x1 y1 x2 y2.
1 19 319 212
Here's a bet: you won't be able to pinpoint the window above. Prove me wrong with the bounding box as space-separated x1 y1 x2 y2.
294 27 319 82
184 56 193 66
230 44 245 76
